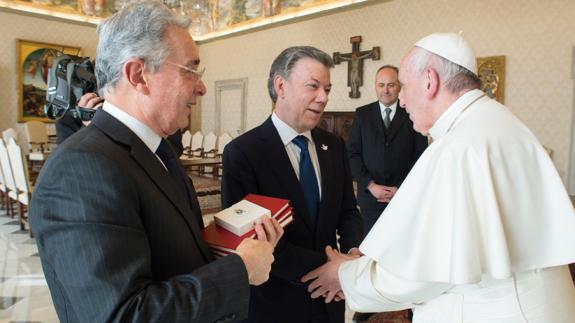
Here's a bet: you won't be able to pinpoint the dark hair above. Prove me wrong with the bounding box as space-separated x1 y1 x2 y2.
267 46 334 103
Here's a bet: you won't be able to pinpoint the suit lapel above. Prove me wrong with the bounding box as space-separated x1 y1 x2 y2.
387 104 409 142
369 103 387 144
312 129 335 234
92 111 211 261
258 118 316 231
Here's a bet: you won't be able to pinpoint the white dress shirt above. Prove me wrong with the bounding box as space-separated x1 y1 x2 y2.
102 102 166 169
271 112 322 197
379 100 398 122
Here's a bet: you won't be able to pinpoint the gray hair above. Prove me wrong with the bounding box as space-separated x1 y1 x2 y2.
96 1 191 95
376 64 399 75
408 47 480 94
267 46 334 103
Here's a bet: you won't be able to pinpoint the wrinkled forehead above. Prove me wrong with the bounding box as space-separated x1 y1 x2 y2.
398 48 417 82
166 26 199 59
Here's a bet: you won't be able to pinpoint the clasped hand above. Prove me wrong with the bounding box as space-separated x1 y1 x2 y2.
368 183 397 203
301 246 360 303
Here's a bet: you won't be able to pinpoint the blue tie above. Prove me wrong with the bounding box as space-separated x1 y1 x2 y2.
292 135 320 221
156 138 190 205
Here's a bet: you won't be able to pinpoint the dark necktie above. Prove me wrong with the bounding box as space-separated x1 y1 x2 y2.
383 107 392 129
156 138 190 205
292 135 319 222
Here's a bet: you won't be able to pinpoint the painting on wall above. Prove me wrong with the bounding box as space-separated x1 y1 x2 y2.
200 0 372 40
477 55 505 104
17 39 81 122
2 0 374 40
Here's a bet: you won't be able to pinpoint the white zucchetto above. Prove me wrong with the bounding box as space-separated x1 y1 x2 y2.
415 32 477 74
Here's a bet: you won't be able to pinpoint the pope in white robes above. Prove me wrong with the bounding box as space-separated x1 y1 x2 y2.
302 33 575 323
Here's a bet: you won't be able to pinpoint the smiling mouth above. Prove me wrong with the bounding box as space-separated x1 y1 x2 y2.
307 108 323 114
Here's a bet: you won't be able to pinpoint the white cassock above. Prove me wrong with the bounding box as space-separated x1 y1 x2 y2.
339 89 575 322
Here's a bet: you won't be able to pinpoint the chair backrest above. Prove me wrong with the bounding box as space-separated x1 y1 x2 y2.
191 131 204 151
25 121 49 152
7 138 32 204
181 130 192 149
2 128 18 144
217 132 233 155
203 132 217 155
0 139 17 193
0 149 5 191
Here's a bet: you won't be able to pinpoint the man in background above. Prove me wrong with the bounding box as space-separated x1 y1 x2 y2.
347 65 427 235
30 2 282 322
222 46 363 323
302 33 575 322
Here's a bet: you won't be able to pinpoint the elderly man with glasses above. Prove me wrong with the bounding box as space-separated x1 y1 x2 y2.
30 2 283 322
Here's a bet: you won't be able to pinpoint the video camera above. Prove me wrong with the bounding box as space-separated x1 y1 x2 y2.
45 54 99 122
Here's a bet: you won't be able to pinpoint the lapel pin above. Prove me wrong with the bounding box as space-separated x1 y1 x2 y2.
321 144 328 151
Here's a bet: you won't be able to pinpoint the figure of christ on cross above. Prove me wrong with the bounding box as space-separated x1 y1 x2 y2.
333 36 380 98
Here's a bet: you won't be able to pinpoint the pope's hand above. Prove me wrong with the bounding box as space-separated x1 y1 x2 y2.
301 246 358 303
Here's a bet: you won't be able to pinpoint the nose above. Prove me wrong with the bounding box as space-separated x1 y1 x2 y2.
398 88 405 105
316 88 328 103
195 79 206 96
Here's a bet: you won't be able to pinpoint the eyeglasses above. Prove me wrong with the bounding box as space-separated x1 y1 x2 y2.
166 61 206 79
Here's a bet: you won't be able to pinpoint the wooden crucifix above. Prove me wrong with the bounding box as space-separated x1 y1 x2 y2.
333 36 380 98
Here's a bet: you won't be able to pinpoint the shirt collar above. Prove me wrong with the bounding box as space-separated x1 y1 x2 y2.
102 101 162 153
271 112 313 146
428 89 485 140
379 100 398 113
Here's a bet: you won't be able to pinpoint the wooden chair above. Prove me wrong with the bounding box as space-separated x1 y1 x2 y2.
189 131 204 158
25 120 49 153
216 132 232 156
6 138 33 235
202 132 218 158
215 132 232 178
181 131 204 175
2 128 18 144
181 130 192 155
0 139 18 219
0 151 8 214
201 132 218 176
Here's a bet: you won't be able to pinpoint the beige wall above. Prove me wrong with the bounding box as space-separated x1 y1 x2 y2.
0 10 98 145
199 0 575 181
1 0 575 181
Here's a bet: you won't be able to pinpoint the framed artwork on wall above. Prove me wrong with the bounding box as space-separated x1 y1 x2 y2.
476 55 505 104
17 39 81 122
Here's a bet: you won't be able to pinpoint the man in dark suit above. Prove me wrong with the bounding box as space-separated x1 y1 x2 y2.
348 65 428 234
29 2 281 322
222 46 363 323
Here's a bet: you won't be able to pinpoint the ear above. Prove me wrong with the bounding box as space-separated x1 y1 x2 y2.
274 75 286 100
123 59 150 94
424 68 439 99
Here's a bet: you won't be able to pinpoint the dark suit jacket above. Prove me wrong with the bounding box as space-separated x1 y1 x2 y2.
55 110 82 145
30 110 250 323
347 101 427 224
221 117 363 323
